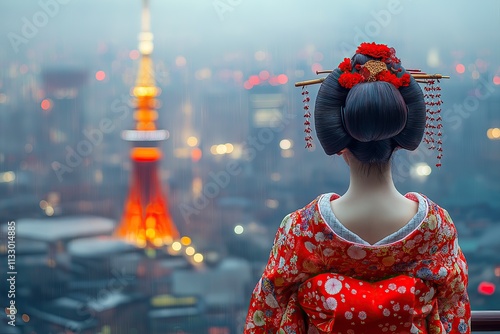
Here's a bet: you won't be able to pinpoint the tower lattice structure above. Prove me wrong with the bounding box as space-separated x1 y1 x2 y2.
115 0 179 247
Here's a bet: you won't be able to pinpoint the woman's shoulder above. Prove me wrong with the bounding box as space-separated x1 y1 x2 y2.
408 192 453 216
408 192 458 236
282 193 338 226
293 193 339 214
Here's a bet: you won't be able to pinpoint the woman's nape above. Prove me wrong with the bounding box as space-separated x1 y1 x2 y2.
333 148 419 245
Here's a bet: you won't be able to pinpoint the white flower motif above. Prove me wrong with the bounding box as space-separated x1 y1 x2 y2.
427 215 437 230
347 245 367 260
324 278 342 295
404 240 416 249
438 267 448 278
305 241 316 253
358 311 367 320
383 308 391 316
253 310 265 326
278 257 285 268
345 311 353 320
417 244 429 254
422 304 433 314
388 283 397 290
282 216 292 234
397 286 406 294
324 297 337 310
315 232 325 242
265 294 279 308
393 303 400 311
453 239 459 256
423 288 435 303
319 313 327 319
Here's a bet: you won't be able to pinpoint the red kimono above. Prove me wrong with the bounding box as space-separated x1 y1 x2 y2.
244 193 470 334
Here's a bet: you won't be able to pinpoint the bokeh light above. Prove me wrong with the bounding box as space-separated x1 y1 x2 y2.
234 225 244 234
95 70 106 81
455 64 465 74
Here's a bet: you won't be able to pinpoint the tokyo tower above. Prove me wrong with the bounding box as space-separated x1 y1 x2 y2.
115 0 179 247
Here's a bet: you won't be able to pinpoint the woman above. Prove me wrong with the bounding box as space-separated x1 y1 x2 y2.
244 43 470 334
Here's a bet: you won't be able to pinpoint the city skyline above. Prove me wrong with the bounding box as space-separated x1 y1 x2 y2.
0 2 499 332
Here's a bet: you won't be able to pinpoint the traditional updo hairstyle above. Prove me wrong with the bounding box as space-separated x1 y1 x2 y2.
314 48 426 166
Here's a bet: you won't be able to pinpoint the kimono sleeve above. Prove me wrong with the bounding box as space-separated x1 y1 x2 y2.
428 209 471 333
244 213 312 334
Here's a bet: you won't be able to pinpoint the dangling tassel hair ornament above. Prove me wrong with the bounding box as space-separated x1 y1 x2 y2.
423 79 443 167
302 86 313 148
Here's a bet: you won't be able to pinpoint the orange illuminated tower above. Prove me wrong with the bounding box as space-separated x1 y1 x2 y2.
115 0 179 247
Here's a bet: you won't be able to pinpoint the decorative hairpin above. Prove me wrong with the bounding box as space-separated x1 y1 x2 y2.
294 71 449 88
295 43 449 167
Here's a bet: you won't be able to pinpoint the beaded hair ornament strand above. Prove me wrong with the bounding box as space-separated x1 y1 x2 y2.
296 42 449 167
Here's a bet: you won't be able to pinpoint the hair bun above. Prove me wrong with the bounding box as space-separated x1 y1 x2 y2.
314 53 426 164
342 81 407 143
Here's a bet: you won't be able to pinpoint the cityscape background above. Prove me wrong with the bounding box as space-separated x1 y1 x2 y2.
0 0 499 333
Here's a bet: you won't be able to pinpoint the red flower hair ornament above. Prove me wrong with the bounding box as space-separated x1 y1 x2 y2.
338 43 411 90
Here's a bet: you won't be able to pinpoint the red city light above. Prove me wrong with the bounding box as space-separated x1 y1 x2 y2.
95 70 106 81
129 50 140 60
311 62 323 74
243 81 253 90
191 147 202 162
259 70 270 81
277 74 288 85
455 64 465 74
478 281 495 296
248 75 260 86
40 99 52 111
268 76 279 86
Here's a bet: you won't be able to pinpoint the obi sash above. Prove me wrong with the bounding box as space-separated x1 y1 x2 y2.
298 273 438 334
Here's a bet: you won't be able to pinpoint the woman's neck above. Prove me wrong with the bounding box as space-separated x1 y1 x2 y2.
342 153 401 200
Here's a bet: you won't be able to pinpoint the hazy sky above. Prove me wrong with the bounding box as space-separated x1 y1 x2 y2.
1 0 499 71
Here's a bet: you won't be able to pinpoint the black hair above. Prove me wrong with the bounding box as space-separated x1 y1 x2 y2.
314 53 426 165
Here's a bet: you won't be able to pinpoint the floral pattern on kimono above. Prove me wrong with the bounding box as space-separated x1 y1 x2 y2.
244 193 470 334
